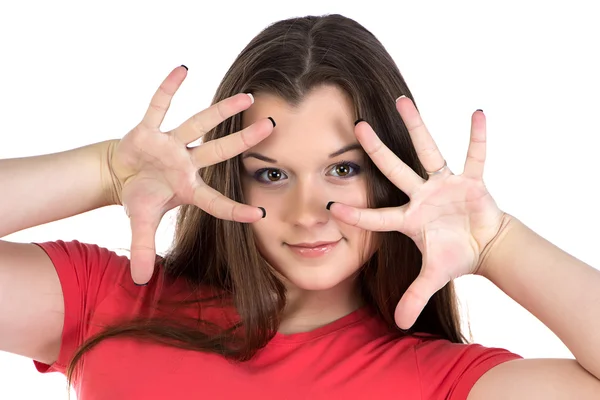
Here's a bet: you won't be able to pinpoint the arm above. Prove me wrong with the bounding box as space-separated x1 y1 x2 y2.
0 139 118 363
468 214 600 398
331 99 600 398
0 139 120 238
0 66 268 362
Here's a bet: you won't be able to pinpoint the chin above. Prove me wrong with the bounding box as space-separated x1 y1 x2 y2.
274 262 360 292
257 241 366 292
286 276 344 292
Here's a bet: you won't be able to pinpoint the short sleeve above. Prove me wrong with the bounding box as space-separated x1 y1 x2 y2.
30 240 131 375
415 338 523 400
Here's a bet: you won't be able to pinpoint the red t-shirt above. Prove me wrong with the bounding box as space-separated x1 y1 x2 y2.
32 240 521 400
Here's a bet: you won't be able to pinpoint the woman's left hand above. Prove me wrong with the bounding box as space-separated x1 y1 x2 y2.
329 96 509 330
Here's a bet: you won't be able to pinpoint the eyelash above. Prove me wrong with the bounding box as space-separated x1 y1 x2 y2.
253 161 362 185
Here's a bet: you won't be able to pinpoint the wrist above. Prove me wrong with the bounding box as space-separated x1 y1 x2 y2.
474 212 518 279
99 139 124 206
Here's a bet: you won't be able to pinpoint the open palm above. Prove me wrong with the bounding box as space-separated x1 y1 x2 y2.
106 66 272 284
329 96 507 330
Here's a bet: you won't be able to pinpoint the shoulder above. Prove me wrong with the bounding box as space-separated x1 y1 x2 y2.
33 239 176 319
413 335 522 400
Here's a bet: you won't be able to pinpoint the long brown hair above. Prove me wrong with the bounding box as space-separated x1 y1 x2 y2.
66 13 467 390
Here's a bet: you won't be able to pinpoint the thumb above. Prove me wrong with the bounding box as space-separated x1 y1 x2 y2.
128 210 162 285
394 270 449 330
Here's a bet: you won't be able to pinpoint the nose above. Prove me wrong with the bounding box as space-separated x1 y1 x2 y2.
283 178 329 228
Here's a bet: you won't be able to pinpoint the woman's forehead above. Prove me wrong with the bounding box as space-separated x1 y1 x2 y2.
241 84 355 129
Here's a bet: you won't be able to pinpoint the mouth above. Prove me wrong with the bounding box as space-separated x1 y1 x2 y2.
285 239 342 258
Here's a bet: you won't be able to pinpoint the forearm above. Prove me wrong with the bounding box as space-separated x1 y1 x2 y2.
0 139 120 238
479 215 600 379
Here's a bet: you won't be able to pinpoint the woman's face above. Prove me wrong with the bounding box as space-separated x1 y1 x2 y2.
240 84 376 294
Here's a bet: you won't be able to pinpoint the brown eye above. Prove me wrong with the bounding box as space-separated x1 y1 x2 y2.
267 169 282 181
335 165 350 176
255 168 287 183
327 162 361 178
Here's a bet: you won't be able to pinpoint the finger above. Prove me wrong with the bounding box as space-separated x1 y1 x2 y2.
327 202 405 233
355 121 424 196
190 117 274 168
396 96 446 174
142 65 188 129
463 109 487 179
193 182 265 223
394 270 449 330
173 93 255 145
128 211 162 285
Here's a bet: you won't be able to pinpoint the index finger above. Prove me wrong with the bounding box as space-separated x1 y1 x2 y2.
190 117 275 168
328 202 406 233
172 93 255 145
354 120 424 196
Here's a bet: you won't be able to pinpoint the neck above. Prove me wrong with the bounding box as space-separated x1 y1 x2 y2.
277 273 364 335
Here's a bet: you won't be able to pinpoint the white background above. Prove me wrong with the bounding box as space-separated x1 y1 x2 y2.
1 0 599 398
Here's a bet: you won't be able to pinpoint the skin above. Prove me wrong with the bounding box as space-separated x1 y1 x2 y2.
105 66 600 396
237 82 600 397
240 85 376 334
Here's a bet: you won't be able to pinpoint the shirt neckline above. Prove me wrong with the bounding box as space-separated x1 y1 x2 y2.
270 305 374 345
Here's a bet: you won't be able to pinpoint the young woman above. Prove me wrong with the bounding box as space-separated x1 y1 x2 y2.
1 14 599 399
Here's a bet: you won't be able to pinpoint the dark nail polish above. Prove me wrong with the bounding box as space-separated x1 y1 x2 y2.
476 109 483 112
354 118 365 126
267 117 276 127
181 64 188 71
258 207 266 218
134 282 148 286
326 201 334 210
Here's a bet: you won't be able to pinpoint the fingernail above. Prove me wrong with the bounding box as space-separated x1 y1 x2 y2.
326 201 335 210
268 117 276 127
181 64 188 71
258 207 266 218
476 109 483 113
134 282 148 286
246 93 254 104
396 95 406 102
354 118 365 126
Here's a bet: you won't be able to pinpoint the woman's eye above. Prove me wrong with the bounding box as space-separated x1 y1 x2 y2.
255 168 287 183
328 162 360 178
252 162 360 184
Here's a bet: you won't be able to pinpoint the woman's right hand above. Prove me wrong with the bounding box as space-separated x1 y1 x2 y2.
106 65 273 285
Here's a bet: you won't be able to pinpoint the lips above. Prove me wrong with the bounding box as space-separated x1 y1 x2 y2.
285 239 341 258
287 240 341 248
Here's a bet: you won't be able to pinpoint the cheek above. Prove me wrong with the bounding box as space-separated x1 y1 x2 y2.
242 177 275 206
340 182 376 255
250 223 269 251
342 183 369 207
243 187 283 223
330 179 369 218
242 185 279 247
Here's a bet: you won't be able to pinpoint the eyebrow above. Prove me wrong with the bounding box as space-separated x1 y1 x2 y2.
242 143 363 163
